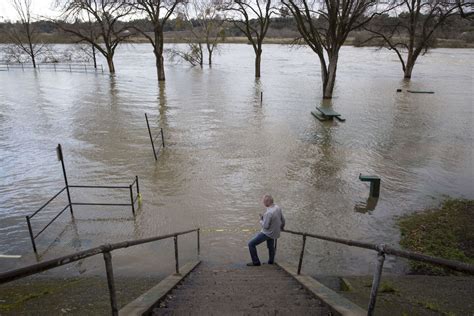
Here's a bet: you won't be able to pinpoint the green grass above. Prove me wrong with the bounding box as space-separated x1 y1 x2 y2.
398 199 474 275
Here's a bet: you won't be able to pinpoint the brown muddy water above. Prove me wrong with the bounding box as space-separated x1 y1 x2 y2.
0 44 473 278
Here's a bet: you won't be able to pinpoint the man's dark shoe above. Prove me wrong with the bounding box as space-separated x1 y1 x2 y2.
267 261 274 265
246 262 261 266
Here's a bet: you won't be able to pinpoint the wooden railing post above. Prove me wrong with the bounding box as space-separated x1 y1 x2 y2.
103 251 118 316
297 234 307 275
367 250 386 316
174 235 180 275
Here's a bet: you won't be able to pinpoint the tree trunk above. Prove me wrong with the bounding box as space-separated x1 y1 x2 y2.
92 44 97 69
404 54 415 79
208 50 213 66
31 53 36 69
255 50 262 78
322 54 338 99
155 50 165 81
106 55 115 74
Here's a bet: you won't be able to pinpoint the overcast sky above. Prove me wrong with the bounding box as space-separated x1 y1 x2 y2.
0 0 58 21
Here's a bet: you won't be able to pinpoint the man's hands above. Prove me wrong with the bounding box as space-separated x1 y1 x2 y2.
259 213 263 220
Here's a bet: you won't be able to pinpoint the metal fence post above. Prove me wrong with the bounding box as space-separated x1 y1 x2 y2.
197 228 200 256
26 216 37 253
145 113 158 161
297 234 307 275
161 128 165 148
57 144 74 216
367 250 386 316
103 251 118 316
129 184 135 215
135 176 139 195
174 235 180 275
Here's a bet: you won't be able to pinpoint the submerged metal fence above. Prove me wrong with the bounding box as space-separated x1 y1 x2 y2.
0 63 104 73
0 228 200 316
26 144 140 253
145 112 165 161
282 229 474 316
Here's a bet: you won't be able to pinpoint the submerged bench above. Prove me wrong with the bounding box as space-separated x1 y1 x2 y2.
359 174 381 198
311 107 346 122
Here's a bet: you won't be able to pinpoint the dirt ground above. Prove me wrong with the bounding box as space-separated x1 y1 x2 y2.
332 275 474 316
0 275 164 316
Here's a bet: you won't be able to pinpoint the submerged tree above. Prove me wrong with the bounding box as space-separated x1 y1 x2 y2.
186 0 227 66
56 0 133 73
283 0 389 99
132 0 185 81
225 0 274 78
366 0 470 79
6 0 47 67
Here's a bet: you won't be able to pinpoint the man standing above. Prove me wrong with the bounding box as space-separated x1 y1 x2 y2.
247 195 285 266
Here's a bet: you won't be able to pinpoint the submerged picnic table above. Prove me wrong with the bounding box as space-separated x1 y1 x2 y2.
311 107 346 122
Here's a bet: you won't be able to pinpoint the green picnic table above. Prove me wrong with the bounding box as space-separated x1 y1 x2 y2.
311 107 346 122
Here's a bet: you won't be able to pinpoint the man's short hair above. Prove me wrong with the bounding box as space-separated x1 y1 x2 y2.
264 195 274 204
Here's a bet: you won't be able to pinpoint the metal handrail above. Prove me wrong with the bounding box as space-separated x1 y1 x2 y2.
0 228 200 316
282 228 474 315
26 173 140 253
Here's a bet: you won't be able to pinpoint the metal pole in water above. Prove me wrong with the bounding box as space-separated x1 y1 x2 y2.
103 251 118 316
197 228 200 256
367 250 386 316
174 235 180 275
57 144 74 216
297 234 307 275
135 176 139 195
145 113 158 161
26 216 37 253
129 184 135 215
161 128 165 148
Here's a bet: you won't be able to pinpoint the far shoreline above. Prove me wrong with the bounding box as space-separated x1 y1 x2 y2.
1 35 473 49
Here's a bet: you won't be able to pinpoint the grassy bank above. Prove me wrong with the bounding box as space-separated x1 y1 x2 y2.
398 199 474 275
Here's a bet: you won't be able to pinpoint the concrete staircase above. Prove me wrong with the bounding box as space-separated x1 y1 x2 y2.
152 263 330 315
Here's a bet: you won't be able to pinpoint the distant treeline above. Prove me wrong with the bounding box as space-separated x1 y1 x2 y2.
1 15 472 46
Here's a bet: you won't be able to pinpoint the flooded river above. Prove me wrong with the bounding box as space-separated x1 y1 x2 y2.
0 44 473 276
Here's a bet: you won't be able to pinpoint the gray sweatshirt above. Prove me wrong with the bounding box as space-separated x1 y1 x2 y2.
260 204 285 239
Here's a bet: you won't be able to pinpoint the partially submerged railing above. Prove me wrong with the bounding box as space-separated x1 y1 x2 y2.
26 144 140 253
0 228 200 316
0 63 104 73
283 229 474 316
145 112 165 161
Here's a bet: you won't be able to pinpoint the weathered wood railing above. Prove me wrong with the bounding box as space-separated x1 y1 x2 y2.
0 228 200 316
283 229 474 316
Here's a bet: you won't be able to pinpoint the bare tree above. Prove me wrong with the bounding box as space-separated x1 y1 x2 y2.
132 0 185 81
7 0 47 67
457 0 473 19
225 0 274 78
366 0 469 79
56 0 133 73
283 0 388 99
166 42 204 66
187 0 226 66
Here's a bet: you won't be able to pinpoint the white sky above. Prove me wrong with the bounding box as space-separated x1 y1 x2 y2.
0 0 58 22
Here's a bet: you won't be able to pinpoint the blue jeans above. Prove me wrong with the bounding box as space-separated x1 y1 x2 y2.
248 232 275 264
